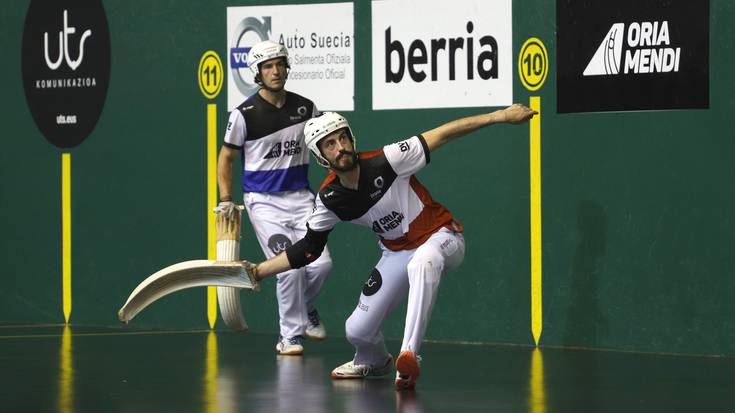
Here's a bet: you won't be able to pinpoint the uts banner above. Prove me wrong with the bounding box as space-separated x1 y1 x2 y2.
227 3 354 111
371 0 512 110
21 0 111 148
557 0 709 113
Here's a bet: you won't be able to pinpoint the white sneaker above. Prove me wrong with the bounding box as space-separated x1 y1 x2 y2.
305 309 326 340
275 335 304 355
331 354 393 379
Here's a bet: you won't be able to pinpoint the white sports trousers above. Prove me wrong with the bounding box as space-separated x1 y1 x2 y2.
347 227 465 365
244 188 332 339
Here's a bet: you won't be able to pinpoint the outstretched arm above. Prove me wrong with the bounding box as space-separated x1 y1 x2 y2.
249 226 331 281
252 252 291 281
422 104 537 152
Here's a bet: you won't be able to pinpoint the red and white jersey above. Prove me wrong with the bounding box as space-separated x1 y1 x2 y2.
307 135 462 251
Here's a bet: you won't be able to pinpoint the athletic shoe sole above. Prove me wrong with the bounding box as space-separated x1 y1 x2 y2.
331 354 393 380
277 349 304 356
395 351 419 390
275 343 304 356
304 332 326 341
331 371 363 379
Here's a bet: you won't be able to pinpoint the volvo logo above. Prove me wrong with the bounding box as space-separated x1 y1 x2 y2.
230 16 271 97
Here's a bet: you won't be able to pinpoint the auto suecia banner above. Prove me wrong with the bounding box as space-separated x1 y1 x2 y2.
227 3 354 111
557 0 709 113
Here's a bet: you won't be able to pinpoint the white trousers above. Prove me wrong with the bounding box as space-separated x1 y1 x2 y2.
345 227 465 365
244 188 332 339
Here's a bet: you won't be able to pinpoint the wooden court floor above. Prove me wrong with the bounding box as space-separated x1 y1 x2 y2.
1 324 733 412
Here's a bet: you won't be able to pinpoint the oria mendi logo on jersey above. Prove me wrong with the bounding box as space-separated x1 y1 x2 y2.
583 21 681 76
262 140 302 160
556 0 709 113
371 211 405 235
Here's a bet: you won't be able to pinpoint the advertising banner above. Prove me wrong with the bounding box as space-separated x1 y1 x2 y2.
21 0 111 148
371 0 513 110
227 3 354 111
557 0 709 113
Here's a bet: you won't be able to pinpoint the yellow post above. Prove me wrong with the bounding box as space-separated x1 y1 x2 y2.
207 104 218 328
530 97 542 346
199 51 223 329
62 154 72 323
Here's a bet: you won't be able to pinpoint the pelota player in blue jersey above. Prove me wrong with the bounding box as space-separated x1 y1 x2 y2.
216 40 332 355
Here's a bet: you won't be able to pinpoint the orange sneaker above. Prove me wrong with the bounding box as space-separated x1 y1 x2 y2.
395 351 421 390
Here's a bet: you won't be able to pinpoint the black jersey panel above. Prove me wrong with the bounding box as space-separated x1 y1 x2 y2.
236 91 314 141
318 152 398 221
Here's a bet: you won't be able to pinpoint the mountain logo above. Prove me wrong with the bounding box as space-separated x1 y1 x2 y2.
263 142 282 159
583 23 624 76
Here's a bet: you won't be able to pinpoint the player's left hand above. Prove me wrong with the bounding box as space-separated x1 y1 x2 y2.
214 201 237 220
242 260 260 291
500 103 538 124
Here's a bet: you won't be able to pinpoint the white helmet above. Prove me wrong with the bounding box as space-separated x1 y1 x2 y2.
246 40 289 80
304 112 357 167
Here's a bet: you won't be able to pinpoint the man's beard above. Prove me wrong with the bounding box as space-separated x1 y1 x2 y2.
330 151 358 172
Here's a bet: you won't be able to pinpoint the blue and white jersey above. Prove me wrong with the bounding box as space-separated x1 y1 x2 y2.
224 91 319 193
